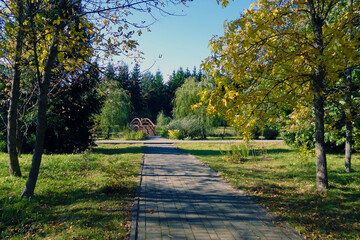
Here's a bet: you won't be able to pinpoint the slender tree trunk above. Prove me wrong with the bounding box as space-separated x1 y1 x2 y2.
344 66 352 173
7 0 25 177
344 0 353 173
22 35 58 198
308 0 328 190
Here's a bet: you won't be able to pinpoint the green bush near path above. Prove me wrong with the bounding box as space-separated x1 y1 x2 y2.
0 144 143 239
176 142 360 240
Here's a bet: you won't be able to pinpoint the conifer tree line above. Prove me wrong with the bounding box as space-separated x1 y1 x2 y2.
96 63 205 137
0 60 202 153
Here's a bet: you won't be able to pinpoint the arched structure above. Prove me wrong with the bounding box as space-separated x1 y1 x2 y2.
130 118 156 136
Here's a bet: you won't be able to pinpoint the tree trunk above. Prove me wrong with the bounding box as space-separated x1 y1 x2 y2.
344 0 353 173
344 66 352 173
308 0 328 190
314 92 328 190
7 0 25 177
22 35 58 198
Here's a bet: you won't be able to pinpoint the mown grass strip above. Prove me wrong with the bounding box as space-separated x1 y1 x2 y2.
176 142 360 240
0 144 143 240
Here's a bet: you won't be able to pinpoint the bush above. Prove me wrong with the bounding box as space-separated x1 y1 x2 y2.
221 144 249 162
156 111 171 127
124 130 147 140
263 126 279 140
168 130 183 140
0 140 6 152
156 127 168 138
167 117 203 139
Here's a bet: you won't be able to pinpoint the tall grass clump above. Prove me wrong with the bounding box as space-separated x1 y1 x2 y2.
124 130 147 140
221 144 249 162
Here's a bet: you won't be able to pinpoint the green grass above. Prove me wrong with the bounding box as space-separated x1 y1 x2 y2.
0 144 144 239
176 142 360 240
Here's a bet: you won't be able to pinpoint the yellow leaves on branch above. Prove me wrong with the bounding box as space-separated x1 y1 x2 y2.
201 0 360 134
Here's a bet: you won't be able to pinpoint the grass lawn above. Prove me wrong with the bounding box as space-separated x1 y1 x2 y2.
176 142 360 240
0 144 144 240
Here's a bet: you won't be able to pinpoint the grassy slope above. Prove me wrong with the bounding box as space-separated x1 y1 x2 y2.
0 144 143 240
176 142 360 240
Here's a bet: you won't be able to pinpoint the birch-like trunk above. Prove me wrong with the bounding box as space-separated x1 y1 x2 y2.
7 0 25 177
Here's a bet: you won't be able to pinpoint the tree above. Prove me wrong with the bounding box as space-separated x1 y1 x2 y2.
1 0 26 177
1 0 193 197
129 63 144 117
97 87 132 139
45 63 103 153
173 76 216 139
142 70 167 121
203 0 360 190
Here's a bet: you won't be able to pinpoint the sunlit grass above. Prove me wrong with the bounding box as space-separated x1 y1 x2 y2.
176 142 360 240
0 144 144 239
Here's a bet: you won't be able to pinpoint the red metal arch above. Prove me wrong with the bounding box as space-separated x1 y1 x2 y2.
130 118 156 136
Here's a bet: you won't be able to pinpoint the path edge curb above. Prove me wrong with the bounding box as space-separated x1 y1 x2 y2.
129 150 145 240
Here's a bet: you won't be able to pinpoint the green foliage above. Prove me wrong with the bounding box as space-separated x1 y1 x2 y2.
97 87 132 139
0 140 6 152
45 64 103 153
172 76 219 139
142 71 168 121
156 127 169 138
124 130 147 140
167 117 203 139
168 129 183 140
262 126 279 140
221 144 249 162
156 111 171 127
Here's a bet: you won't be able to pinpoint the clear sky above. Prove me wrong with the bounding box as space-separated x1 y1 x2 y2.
121 0 253 81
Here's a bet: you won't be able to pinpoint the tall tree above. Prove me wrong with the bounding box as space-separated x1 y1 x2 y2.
1 0 27 177
142 70 167 121
203 0 360 190
174 76 215 139
1 0 193 197
129 63 144 117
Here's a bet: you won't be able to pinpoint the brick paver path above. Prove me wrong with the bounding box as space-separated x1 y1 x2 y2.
131 144 303 240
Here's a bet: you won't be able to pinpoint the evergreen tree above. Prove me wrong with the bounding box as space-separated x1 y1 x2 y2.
142 70 167 121
129 64 144 117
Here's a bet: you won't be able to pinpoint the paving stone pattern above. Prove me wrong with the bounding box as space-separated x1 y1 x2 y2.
132 144 303 240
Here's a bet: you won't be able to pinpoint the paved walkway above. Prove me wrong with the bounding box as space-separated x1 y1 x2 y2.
130 144 303 240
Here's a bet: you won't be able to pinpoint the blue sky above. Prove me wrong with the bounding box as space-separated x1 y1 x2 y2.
122 0 253 81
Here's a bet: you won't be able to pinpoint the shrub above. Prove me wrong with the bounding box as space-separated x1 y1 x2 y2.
168 130 183 140
221 144 249 162
263 126 279 140
156 127 168 138
167 117 203 139
124 130 147 140
0 140 6 152
156 111 171 127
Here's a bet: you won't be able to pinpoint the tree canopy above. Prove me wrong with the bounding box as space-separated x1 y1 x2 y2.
202 0 360 190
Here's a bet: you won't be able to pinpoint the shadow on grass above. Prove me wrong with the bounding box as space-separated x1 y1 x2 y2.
265 148 293 154
180 149 222 157
0 182 136 238
94 146 144 155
